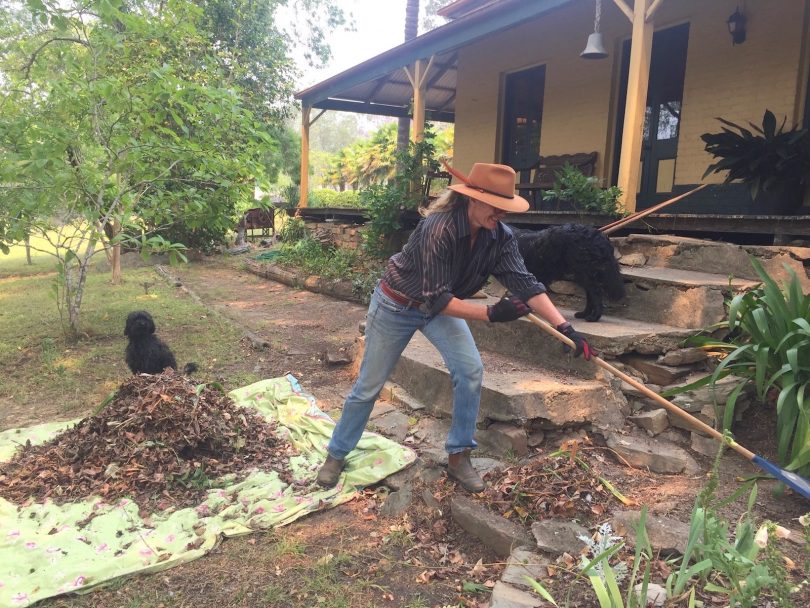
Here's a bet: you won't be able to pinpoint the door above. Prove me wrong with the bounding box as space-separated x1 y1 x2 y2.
612 23 690 209
501 65 546 181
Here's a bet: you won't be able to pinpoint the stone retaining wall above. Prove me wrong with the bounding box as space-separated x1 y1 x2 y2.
244 259 366 305
305 220 366 250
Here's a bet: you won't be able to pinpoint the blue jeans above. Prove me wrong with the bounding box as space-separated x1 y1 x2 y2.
327 284 484 460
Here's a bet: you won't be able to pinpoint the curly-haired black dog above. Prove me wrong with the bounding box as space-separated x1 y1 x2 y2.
124 310 198 374
514 223 625 322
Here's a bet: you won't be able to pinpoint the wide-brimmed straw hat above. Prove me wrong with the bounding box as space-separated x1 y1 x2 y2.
445 162 529 213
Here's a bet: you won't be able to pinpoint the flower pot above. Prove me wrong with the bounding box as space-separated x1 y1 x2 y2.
752 180 805 215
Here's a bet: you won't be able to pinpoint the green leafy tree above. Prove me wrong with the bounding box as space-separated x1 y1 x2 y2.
0 0 343 337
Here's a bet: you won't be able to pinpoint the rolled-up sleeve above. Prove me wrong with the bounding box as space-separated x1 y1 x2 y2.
492 231 547 301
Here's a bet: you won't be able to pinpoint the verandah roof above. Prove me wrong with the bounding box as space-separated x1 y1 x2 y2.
293 0 573 122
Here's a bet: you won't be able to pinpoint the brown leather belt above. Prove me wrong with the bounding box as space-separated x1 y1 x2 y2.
379 280 423 308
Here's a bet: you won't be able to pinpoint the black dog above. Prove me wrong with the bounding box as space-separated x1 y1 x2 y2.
514 224 625 322
124 310 198 374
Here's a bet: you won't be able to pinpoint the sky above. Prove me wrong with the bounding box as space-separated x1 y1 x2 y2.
295 0 410 89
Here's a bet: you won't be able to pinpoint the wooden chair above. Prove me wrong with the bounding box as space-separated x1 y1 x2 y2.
421 170 452 208
516 152 599 210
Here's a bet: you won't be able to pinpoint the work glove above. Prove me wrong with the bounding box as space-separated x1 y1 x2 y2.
487 295 530 323
556 321 594 360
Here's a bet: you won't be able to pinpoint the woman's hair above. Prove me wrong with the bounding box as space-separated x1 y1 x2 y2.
420 190 467 217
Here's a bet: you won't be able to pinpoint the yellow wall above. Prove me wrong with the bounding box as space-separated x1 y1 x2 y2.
453 0 808 188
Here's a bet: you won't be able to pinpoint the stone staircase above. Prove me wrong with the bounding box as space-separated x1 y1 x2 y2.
367 234 810 608
379 233 810 465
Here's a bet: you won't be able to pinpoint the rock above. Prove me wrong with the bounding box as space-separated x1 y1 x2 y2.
629 409 669 435
476 423 529 457
690 432 721 458
500 548 551 589
667 374 750 413
380 486 413 517
489 581 545 608
619 253 647 267
606 432 700 474
613 511 690 556
421 489 441 511
451 496 534 558
379 382 427 411
530 520 589 555
549 280 581 296
527 431 545 447
420 448 448 466
413 418 451 447
420 466 445 484
634 582 666 607
325 348 353 365
243 330 270 349
383 458 423 491
620 381 662 401
370 402 396 419
623 356 693 386
659 348 707 366
369 411 410 442
472 457 507 478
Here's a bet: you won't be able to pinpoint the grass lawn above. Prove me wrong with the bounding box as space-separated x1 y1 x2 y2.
0 241 262 430
0 232 71 277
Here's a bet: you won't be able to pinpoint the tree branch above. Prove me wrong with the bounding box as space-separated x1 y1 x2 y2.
22 37 91 79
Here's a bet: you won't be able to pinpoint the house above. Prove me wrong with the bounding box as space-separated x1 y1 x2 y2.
295 0 810 234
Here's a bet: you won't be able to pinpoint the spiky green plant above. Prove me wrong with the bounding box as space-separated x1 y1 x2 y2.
681 257 810 476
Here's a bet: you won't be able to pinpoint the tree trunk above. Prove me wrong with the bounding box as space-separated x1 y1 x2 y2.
397 0 420 154
110 218 122 285
25 235 32 265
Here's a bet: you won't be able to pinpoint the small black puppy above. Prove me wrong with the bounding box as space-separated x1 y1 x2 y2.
514 223 625 322
124 310 198 374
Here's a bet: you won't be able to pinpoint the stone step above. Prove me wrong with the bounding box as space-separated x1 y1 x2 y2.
389 332 628 430
613 233 810 289
540 266 759 329
468 303 695 371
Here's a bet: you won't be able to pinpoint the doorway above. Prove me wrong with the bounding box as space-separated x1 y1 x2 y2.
612 23 690 209
501 64 546 180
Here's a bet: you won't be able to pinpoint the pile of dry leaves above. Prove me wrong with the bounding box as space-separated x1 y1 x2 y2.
0 372 298 510
479 444 617 525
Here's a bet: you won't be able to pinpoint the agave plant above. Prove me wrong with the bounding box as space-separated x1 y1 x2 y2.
701 109 810 206
685 257 810 476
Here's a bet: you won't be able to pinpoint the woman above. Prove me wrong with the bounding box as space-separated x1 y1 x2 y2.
317 162 592 493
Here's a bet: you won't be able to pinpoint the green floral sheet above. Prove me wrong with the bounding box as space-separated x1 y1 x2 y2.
0 375 416 607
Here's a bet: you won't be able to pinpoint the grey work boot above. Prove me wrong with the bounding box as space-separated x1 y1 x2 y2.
447 451 485 493
316 455 345 488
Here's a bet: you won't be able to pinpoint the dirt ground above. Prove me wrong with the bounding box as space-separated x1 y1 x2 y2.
21 255 810 607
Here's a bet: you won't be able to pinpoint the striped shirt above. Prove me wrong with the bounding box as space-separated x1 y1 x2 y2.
383 204 547 316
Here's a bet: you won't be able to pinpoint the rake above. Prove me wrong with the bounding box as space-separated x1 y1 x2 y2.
526 312 810 501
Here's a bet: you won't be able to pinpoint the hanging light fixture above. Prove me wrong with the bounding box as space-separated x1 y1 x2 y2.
581 0 608 59
727 6 747 45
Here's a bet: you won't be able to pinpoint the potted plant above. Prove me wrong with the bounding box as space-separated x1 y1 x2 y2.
701 110 809 214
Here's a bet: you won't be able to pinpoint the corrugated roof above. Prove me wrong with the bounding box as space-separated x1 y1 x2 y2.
294 0 572 122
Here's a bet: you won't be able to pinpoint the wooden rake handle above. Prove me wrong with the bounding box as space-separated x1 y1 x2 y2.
525 312 756 462
600 184 709 235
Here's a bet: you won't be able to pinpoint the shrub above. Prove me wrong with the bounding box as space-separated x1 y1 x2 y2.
542 164 624 215
334 190 362 207
280 183 300 208
278 216 307 244
308 189 339 207
362 136 439 258
308 189 363 209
